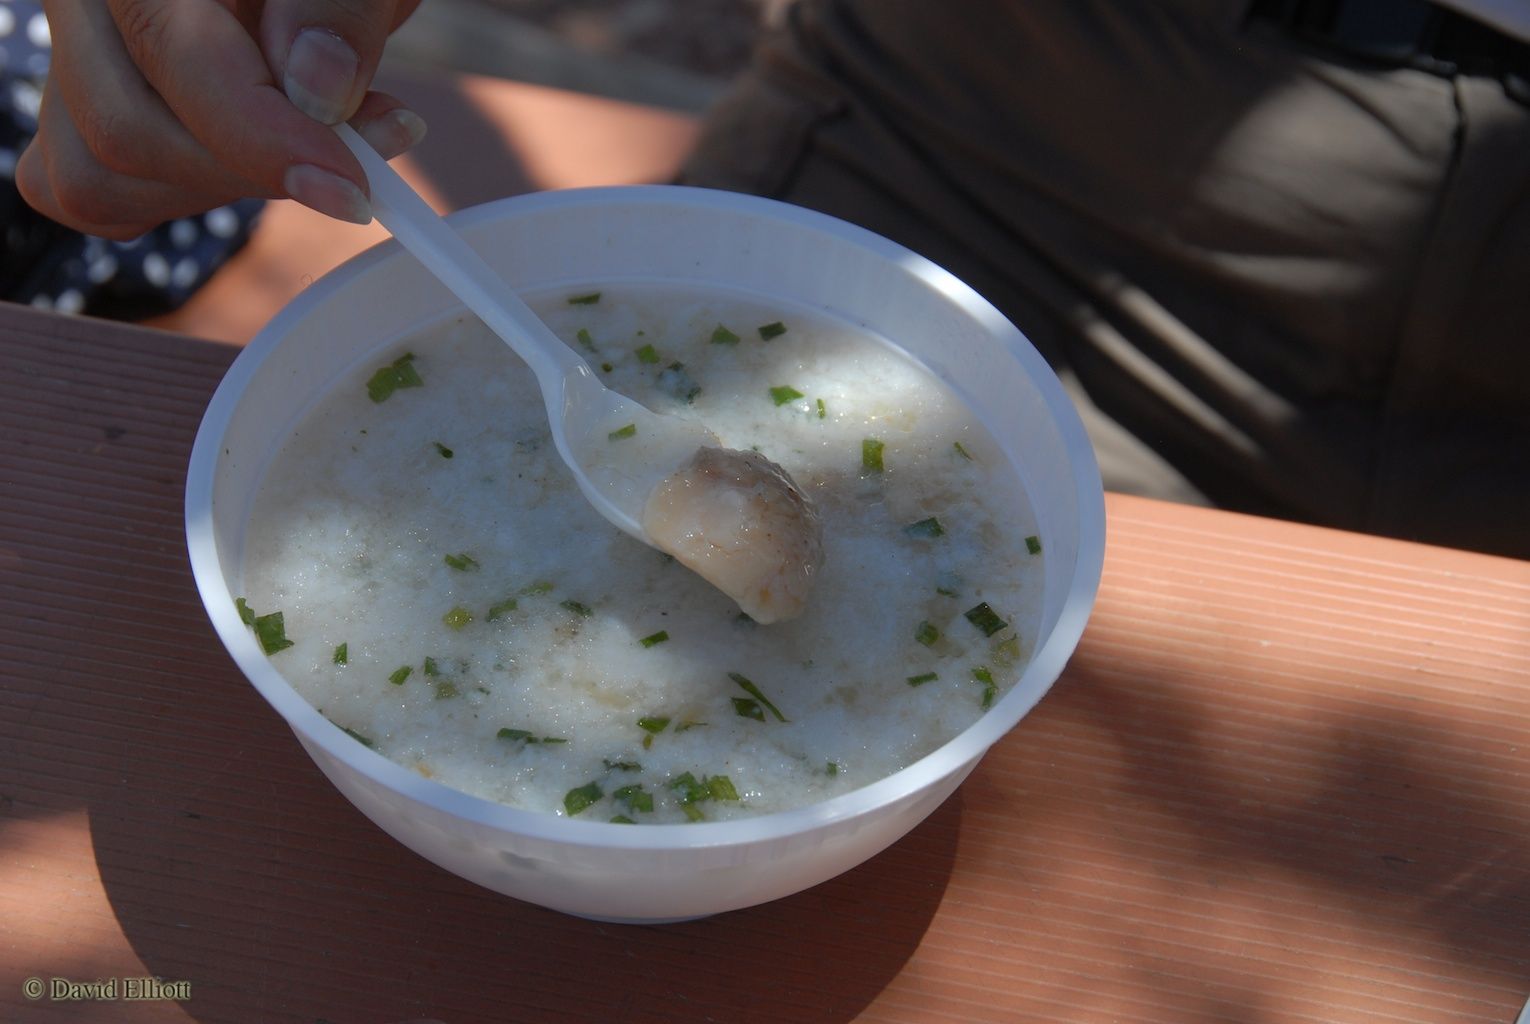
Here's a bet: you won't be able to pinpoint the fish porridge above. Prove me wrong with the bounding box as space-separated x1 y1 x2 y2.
238 283 1045 824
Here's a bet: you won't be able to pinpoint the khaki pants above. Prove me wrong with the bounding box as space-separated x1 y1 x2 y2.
679 0 1530 558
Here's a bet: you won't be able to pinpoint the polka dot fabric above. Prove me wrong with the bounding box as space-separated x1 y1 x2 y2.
0 1 264 317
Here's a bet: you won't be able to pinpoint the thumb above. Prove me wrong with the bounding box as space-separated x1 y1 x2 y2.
261 0 417 125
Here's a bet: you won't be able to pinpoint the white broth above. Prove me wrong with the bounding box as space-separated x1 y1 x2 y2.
239 284 1045 823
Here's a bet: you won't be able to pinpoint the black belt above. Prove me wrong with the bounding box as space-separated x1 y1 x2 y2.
1247 0 1530 103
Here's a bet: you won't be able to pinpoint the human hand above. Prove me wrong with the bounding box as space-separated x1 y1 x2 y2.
17 0 425 238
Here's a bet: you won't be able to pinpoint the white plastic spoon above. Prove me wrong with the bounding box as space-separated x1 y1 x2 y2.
334 123 715 543
335 125 825 623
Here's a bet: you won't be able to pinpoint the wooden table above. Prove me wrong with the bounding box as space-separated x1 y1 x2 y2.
3 74 1529 1024
6 310 1530 1024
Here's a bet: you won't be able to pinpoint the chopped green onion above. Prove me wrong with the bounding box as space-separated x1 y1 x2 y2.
862 438 885 473
434 681 460 700
728 672 788 722
669 772 708 805
973 666 998 709
575 327 597 351
422 656 440 677
433 441 454 459
341 726 374 748
564 782 603 816
914 621 940 647
608 423 637 441
904 517 945 538
1026 535 1043 555
826 761 840 776
732 697 765 721
907 672 939 687
395 354 423 384
637 716 670 734
235 597 255 625
657 362 701 403
953 441 974 461
635 343 661 364
253 612 294 655
560 599 593 618
610 815 635 824
705 775 740 801
769 385 805 406
600 362 613 373
366 352 423 403
442 606 473 630
498 727 567 744
614 784 654 813
332 642 348 665
757 321 787 340
992 634 1022 667
444 552 479 572
567 292 601 305
639 630 670 648
675 720 706 732
934 570 963 598
604 759 642 772
964 602 1009 637
388 665 412 686
816 398 827 420
663 771 740 816
519 580 554 596
486 597 518 621
710 324 740 345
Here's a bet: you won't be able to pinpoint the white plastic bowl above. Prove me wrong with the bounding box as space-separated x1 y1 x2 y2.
186 186 1104 922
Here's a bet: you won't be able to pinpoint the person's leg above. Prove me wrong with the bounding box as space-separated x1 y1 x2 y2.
682 0 1529 556
1367 72 1530 557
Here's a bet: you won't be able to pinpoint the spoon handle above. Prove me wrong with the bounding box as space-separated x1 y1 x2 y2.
333 124 586 393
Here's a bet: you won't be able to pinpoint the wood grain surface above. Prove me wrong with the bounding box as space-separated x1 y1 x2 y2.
2 305 1527 1024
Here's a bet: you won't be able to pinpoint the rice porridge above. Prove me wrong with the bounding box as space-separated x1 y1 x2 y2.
238 284 1045 823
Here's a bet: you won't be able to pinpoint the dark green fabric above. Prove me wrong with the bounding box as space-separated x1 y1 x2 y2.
681 0 1530 558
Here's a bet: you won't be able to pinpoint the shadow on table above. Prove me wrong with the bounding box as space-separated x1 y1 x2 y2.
1060 659 1530 986
85 700 958 1024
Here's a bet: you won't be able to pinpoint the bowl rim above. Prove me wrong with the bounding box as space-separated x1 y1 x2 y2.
185 184 1105 851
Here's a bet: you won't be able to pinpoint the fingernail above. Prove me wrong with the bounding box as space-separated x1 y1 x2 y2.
284 28 360 124
357 108 429 159
284 164 371 224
